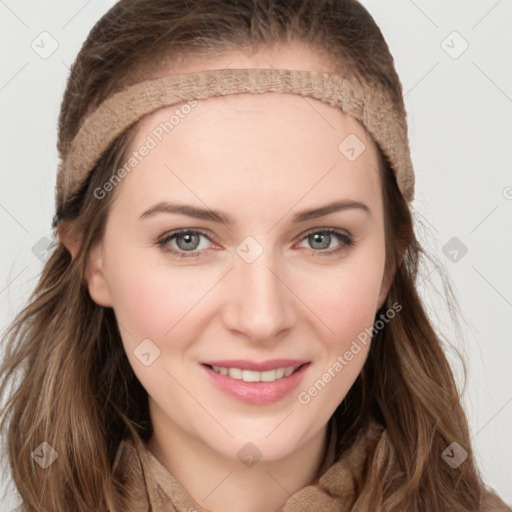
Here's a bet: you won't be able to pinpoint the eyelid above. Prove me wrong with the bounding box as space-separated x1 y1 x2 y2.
298 226 353 242
156 227 218 251
294 227 355 253
156 226 355 258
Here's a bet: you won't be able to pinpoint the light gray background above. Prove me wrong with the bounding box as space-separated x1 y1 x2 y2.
1 0 511 508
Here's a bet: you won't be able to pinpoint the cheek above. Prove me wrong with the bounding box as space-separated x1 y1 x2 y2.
300 256 384 407
296 266 381 408
109 270 171 336
105 261 204 391
310 260 383 339
101 249 164 334
104 251 213 343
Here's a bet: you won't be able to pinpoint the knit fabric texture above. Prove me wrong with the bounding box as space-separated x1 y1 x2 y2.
56 68 415 209
110 417 512 511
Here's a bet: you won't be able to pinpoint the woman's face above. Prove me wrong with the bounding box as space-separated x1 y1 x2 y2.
84 44 391 462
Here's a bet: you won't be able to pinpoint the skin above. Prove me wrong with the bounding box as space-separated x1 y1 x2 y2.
61 42 393 512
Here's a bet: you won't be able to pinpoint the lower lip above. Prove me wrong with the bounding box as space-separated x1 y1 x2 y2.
201 363 310 405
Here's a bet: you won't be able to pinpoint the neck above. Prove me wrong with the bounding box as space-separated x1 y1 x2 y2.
146 406 330 512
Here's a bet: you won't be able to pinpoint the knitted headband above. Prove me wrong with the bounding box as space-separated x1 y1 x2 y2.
56 67 415 213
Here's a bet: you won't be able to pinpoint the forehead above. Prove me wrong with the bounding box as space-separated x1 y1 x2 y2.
115 92 383 225
103 42 384 219
141 91 374 167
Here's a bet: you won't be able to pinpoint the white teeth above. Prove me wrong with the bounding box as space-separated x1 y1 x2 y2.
284 367 295 377
242 370 260 382
228 368 243 380
210 365 299 382
260 369 276 382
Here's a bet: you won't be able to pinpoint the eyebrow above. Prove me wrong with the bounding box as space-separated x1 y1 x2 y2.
139 199 371 224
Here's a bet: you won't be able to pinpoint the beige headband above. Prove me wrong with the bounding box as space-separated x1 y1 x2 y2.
56 68 414 211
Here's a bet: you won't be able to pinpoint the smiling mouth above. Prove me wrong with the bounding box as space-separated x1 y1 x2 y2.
202 363 308 383
201 361 310 404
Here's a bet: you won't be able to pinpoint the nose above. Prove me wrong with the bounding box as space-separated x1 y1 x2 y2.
220 246 296 345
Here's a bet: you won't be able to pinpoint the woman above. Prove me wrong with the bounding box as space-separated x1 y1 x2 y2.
1 1 510 511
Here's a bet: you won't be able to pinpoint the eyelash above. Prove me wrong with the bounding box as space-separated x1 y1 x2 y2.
156 227 355 259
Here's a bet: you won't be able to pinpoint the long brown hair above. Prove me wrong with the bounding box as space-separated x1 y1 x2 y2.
0 1 502 510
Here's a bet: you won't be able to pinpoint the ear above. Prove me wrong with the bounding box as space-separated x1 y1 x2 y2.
84 240 114 307
57 220 113 307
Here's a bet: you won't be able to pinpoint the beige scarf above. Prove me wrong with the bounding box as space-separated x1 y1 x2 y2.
111 418 511 512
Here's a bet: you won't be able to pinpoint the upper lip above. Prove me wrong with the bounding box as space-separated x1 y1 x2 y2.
201 359 309 372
